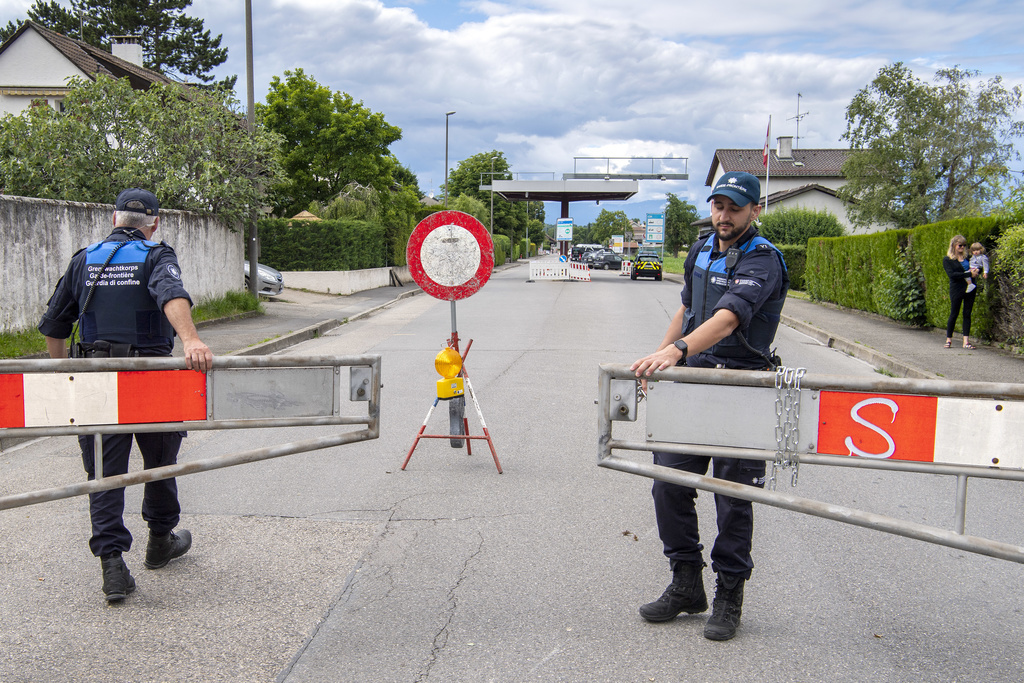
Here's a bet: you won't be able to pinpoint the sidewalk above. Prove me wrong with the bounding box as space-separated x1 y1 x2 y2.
780 296 1024 384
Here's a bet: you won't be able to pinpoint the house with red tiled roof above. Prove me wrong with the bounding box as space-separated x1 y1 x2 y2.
701 136 893 234
0 21 176 115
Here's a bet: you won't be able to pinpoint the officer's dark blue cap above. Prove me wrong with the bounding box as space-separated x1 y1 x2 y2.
707 172 761 207
115 188 159 216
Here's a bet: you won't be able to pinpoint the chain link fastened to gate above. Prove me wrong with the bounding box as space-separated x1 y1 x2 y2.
771 366 806 489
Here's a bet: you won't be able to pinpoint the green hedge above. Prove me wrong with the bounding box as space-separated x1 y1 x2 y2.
776 245 806 291
492 233 510 265
806 230 910 311
258 218 388 271
805 217 1008 339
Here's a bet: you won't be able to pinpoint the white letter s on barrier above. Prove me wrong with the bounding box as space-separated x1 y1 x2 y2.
844 398 898 459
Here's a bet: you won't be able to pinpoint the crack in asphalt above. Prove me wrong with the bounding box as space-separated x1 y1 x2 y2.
415 531 485 682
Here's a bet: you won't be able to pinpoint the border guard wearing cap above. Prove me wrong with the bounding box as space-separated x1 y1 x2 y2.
630 171 789 640
39 188 213 603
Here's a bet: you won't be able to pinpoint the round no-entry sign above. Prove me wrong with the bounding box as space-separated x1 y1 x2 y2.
406 210 494 301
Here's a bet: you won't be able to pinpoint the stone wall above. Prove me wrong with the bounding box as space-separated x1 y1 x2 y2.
1 195 243 333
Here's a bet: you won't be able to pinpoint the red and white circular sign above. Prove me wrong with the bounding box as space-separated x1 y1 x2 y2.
406 210 494 301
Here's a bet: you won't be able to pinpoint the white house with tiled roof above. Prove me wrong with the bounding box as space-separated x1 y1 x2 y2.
0 21 176 115
702 136 892 233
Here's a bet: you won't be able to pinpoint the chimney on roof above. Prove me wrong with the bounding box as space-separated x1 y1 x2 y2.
777 136 794 160
110 35 143 66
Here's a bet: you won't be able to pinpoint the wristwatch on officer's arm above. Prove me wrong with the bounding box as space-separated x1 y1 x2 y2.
673 339 688 359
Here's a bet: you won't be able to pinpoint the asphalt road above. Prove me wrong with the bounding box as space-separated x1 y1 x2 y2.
2 264 1022 682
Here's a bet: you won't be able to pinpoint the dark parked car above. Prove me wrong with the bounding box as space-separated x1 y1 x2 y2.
244 261 284 296
588 252 624 270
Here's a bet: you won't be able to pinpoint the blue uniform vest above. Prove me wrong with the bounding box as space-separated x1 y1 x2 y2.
684 234 788 362
79 239 174 350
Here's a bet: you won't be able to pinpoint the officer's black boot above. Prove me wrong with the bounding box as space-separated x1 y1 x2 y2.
101 552 136 602
144 529 192 569
703 572 745 640
639 561 708 622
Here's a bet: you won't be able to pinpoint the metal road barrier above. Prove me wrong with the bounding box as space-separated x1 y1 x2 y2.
596 363 1024 564
0 355 380 511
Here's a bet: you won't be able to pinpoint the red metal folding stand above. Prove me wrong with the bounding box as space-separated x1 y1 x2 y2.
401 335 502 473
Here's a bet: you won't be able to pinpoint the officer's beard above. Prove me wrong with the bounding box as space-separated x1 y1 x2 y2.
712 216 753 244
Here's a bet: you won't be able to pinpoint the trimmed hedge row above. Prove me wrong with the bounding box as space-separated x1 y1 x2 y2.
776 245 806 292
805 217 1007 339
258 218 388 271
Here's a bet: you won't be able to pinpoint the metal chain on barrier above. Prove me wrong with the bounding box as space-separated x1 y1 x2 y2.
771 366 806 489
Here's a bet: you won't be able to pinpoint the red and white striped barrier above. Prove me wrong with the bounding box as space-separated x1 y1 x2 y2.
569 261 591 281
620 260 632 276
0 370 206 428
528 261 591 282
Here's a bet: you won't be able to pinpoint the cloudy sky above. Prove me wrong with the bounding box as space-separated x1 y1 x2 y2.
3 0 1024 223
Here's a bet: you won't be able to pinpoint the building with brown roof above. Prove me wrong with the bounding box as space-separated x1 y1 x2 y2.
701 136 891 233
0 21 176 115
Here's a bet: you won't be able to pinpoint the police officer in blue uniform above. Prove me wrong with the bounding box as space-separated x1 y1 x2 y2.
39 188 213 602
631 171 788 640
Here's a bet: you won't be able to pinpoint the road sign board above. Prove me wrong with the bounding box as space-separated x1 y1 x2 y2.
646 213 664 244
556 218 573 241
407 210 494 301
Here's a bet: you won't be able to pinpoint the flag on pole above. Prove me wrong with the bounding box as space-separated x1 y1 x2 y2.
763 115 771 212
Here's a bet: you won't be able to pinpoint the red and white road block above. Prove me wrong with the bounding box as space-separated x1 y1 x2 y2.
0 370 206 428
568 261 591 281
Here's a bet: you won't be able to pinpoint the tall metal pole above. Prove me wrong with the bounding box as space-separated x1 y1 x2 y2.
245 0 259 297
444 111 455 209
489 156 497 236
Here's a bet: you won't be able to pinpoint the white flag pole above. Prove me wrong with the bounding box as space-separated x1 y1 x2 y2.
763 115 771 213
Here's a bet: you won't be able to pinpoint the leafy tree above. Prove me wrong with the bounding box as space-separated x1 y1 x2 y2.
1 1 231 86
260 68 403 218
839 62 1024 230
590 209 631 245
0 75 284 224
663 193 700 255
758 206 845 244
450 193 489 226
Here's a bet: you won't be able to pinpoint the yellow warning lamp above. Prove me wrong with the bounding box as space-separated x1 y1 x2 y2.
435 346 465 400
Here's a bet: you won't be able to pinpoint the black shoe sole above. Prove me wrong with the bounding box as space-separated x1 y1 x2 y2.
104 583 136 602
639 602 709 622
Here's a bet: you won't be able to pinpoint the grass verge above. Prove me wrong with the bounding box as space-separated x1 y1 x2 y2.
0 290 264 359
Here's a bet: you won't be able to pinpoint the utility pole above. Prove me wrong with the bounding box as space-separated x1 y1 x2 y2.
245 0 259 297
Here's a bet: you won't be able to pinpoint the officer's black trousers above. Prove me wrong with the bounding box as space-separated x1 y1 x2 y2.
651 451 765 579
79 431 183 557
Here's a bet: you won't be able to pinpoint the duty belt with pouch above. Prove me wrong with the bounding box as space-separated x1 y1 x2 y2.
70 340 139 358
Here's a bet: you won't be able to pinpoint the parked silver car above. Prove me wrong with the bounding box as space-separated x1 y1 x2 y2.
243 261 284 296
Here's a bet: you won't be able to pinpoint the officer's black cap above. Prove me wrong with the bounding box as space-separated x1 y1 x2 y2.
115 188 159 216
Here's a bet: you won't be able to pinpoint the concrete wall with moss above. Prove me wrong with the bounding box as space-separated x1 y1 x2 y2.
1 194 243 333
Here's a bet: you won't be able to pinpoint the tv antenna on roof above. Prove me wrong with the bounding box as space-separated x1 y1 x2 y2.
788 93 810 149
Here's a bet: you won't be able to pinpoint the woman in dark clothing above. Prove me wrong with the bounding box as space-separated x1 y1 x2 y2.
943 234 979 349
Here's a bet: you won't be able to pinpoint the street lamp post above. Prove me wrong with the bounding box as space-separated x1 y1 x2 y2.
444 111 456 208
489 155 497 237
